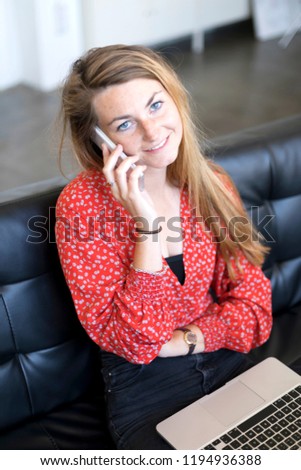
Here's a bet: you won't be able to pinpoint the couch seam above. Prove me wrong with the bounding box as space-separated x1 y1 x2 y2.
0 188 63 208
37 422 61 450
1 295 35 415
1 266 63 289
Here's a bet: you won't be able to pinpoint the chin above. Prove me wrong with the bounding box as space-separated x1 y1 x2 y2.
142 145 180 167
143 154 178 170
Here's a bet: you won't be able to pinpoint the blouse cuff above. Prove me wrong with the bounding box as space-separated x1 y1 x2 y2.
125 264 168 299
194 303 228 352
130 263 168 276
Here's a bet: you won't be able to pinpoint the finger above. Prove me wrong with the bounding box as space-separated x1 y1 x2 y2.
114 156 141 197
102 143 122 168
102 144 141 197
127 165 147 194
102 144 124 186
102 144 139 177
114 154 140 177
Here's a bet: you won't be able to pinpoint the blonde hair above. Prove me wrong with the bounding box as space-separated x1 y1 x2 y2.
59 44 268 278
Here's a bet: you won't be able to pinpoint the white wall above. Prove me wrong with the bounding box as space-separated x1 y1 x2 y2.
0 0 22 89
200 0 250 29
0 0 84 91
82 0 251 53
22 0 84 91
1 0 251 92
82 0 201 49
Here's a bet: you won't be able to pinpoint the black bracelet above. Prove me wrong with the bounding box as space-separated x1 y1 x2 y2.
135 225 162 235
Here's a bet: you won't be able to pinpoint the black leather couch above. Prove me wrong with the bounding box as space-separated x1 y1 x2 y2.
0 114 300 449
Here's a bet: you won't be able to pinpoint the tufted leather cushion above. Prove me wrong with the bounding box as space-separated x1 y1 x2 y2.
0 115 300 449
0 182 114 449
213 115 301 367
213 115 301 315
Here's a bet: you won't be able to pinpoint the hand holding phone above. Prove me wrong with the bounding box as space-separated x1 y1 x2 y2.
92 126 144 191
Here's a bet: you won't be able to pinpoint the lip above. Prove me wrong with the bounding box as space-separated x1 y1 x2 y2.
144 135 169 153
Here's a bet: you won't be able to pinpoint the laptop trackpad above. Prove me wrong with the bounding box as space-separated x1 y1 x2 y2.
200 381 265 427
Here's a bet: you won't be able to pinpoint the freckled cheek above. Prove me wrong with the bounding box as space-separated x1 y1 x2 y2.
108 130 137 156
119 138 141 157
167 107 183 136
162 116 182 140
178 118 183 137
174 118 183 145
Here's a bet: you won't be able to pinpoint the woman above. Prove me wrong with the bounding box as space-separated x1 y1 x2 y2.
56 45 272 449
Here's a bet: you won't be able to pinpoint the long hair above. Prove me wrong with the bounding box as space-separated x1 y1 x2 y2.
59 44 268 278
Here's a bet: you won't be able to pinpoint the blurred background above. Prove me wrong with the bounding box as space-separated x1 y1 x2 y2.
1 0 301 191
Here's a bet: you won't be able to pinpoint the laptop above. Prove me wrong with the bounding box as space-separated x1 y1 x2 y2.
156 357 301 450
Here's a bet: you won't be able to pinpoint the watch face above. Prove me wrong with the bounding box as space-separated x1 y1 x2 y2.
185 331 197 345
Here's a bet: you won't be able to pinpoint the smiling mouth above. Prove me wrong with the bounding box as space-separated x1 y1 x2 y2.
145 136 169 152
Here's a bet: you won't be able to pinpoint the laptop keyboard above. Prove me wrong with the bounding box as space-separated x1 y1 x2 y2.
203 385 301 450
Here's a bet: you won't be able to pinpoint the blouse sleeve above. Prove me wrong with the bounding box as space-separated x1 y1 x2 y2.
55 207 175 364
193 249 273 353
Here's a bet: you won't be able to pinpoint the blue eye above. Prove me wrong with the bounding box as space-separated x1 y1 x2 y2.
150 100 163 112
117 121 131 132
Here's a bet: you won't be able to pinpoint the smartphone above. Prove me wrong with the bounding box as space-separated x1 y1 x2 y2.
92 126 144 191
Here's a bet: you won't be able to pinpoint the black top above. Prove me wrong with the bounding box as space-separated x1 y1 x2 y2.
165 254 185 285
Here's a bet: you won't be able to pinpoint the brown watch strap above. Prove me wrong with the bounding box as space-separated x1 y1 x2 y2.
175 327 197 355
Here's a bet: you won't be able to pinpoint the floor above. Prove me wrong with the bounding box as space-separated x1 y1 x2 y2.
1 21 301 192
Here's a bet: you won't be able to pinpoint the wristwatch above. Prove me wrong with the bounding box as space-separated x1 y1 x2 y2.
176 328 197 355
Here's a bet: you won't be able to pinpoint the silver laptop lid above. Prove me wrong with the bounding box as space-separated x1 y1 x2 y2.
156 357 301 450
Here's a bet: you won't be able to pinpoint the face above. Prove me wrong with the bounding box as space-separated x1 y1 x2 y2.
92 78 183 169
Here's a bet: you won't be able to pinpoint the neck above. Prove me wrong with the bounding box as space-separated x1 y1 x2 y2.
144 168 181 221
143 167 170 196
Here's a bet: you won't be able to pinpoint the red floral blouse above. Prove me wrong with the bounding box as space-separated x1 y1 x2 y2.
55 170 272 364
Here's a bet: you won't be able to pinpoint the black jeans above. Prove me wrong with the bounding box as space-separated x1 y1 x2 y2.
100 349 254 450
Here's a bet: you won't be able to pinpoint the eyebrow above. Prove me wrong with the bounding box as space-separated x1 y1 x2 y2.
107 90 163 126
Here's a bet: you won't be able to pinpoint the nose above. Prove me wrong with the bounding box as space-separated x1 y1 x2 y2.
141 119 158 142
